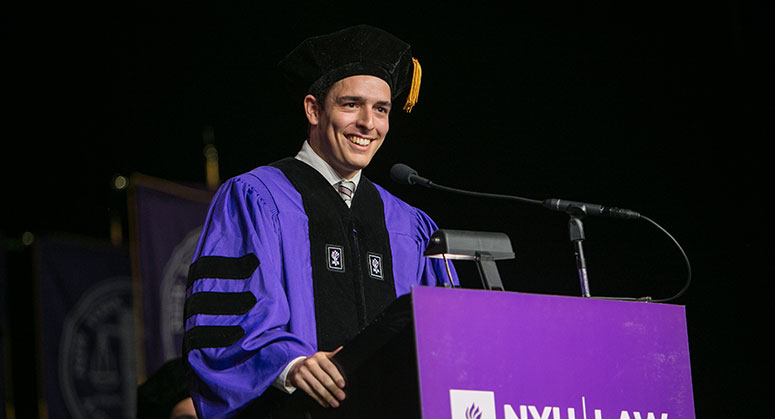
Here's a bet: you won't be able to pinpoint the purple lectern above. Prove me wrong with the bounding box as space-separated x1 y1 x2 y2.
414 286 695 419
262 286 694 419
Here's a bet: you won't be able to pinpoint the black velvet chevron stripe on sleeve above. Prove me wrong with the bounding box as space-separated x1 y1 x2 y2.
184 291 257 319
187 253 260 288
183 326 245 353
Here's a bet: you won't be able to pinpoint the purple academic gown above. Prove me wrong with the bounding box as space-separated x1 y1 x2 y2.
183 159 457 418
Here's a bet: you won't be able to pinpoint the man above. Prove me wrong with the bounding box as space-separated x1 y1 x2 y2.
183 24 457 418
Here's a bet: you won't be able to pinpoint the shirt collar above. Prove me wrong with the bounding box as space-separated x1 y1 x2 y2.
294 140 362 189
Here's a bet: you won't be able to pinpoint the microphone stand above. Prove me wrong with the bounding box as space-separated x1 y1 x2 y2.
568 214 592 298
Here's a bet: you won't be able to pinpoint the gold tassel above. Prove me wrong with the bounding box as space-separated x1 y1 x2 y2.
403 57 422 113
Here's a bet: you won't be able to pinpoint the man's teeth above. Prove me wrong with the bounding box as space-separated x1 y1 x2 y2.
347 136 371 146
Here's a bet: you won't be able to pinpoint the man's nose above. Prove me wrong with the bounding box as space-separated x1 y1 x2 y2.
356 108 374 130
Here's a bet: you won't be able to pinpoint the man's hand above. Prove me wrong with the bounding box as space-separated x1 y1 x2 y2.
287 346 346 408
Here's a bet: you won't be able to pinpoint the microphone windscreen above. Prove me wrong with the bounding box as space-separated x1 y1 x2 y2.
390 163 417 184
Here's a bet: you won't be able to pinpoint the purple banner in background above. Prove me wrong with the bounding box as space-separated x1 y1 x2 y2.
412 286 694 419
130 174 214 379
36 235 133 419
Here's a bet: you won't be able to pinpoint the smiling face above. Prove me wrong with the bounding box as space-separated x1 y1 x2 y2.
305 75 392 179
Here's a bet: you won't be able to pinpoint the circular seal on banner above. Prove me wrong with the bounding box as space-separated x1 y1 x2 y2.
160 226 202 360
59 277 135 419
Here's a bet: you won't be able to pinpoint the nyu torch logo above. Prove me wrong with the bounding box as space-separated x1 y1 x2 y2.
467 404 484 419
450 390 496 419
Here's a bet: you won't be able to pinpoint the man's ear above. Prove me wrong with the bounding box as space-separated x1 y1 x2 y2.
304 94 320 125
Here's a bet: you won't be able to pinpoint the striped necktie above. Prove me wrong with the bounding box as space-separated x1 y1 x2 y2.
336 180 355 207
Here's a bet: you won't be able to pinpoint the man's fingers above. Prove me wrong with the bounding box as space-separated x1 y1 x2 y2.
290 352 346 408
306 369 342 408
294 377 330 408
327 346 343 358
318 356 345 389
292 364 334 408
306 358 346 400
322 347 345 388
308 351 345 390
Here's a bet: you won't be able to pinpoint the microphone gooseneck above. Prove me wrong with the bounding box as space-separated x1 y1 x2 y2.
389 162 691 303
389 164 640 218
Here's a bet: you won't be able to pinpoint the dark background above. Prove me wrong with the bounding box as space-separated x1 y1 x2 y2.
2 1 771 417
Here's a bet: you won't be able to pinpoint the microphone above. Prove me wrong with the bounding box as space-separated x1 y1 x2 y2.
390 163 432 187
389 163 640 220
542 199 641 220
